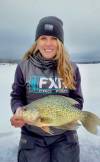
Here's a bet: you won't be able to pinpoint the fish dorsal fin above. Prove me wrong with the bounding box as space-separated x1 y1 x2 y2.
49 95 79 105
66 97 79 105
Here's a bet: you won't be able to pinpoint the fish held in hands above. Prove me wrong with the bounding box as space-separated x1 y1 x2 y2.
20 95 100 135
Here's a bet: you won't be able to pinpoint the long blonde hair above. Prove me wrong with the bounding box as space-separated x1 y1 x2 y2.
23 39 76 90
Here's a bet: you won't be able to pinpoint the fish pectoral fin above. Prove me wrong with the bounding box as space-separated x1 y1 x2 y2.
33 117 53 134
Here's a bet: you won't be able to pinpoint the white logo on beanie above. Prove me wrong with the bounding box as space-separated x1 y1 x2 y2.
44 24 54 31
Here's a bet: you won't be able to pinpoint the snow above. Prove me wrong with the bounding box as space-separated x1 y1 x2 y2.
0 63 100 162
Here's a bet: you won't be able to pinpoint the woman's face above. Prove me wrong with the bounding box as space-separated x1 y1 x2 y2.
37 35 58 59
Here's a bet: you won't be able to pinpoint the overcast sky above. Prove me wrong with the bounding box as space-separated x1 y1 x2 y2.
0 0 100 61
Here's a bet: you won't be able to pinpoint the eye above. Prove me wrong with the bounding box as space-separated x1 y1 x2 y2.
40 36 47 40
51 37 57 40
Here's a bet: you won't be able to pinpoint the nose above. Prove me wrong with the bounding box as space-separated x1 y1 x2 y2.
45 38 52 46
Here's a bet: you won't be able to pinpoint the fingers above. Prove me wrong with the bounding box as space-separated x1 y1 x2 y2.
10 107 26 128
10 114 25 128
15 107 23 119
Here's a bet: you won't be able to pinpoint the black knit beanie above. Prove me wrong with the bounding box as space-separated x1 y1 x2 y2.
35 16 64 43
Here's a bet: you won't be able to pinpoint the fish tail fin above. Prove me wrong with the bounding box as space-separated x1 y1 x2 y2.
81 111 100 135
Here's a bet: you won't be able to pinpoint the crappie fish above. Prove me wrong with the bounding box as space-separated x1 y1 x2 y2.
20 95 100 135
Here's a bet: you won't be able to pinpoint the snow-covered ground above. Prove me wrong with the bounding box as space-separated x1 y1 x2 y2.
0 63 100 162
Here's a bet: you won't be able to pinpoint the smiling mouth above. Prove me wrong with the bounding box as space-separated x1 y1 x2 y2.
44 49 54 52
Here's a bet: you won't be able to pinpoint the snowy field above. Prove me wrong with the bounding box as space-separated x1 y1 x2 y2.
0 63 100 162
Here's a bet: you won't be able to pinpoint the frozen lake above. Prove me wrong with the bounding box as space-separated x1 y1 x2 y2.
0 63 100 162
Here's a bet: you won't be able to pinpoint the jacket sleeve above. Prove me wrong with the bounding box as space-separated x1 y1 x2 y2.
10 64 27 113
69 65 84 110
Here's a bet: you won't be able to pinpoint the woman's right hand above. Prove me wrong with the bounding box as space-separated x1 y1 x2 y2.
10 107 25 128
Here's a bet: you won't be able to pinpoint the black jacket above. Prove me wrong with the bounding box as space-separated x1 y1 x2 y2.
10 53 84 136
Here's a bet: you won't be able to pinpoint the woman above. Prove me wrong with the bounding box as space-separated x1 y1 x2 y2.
10 16 84 162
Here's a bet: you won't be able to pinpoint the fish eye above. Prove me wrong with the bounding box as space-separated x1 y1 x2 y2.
23 107 27 111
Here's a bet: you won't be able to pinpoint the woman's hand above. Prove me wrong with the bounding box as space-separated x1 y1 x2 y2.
10 107 25 128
